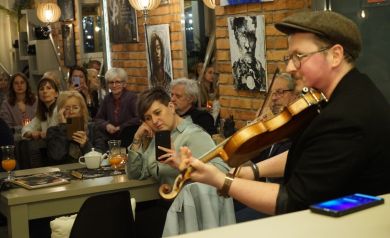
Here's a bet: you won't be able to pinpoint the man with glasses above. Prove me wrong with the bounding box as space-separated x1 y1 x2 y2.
170 11 390 215
95 68 139 149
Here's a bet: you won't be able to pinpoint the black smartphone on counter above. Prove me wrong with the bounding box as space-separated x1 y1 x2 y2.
310 193 384 217
155 130 171 161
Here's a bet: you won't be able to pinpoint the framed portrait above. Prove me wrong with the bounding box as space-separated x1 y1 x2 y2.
228 15 267 92
146 24 173 91
107 0 138 43
58 0 75 21
221 0 273 7
62 23 76 67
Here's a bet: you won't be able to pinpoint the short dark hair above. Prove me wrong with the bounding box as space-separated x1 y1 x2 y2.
137 87 170 121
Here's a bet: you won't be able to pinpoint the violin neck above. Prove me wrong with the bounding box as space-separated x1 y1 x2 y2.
199 137 230 164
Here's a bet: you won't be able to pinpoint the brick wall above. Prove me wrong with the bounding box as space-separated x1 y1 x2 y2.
215 0 311 129
111 0 185 92
50 0 311 130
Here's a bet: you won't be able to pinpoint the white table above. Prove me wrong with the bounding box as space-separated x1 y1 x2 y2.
0 164 159 238
172 194 390 238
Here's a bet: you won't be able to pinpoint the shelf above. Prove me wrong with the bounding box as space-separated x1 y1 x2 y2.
18 9 59 85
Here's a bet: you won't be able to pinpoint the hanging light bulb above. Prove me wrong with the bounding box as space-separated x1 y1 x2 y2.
128 0 161 11
36 2 62 24
203 0 216 9
360 9 366 18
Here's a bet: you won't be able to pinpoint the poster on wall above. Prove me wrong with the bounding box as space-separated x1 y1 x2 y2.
228 15 267 91
146 24 173 91
107 0 138 43
62 23 76 67
221 0 273 6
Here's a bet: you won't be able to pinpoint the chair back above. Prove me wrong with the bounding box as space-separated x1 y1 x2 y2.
69 190 136 238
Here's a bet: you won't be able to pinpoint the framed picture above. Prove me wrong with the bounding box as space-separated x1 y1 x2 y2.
62 23 76 67
221 0 273 7
146 24 173 91
228 15 267 92
58 0 75 21
107 0 138 43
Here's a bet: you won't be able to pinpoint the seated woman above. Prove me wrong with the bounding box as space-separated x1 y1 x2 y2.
21 77 59 140
46 91 91 165
127 87 228 186
0 73 37 137
87 68 106 106
199 65 220 123
68 65 98 119
126 87 229 237
94 68 139 149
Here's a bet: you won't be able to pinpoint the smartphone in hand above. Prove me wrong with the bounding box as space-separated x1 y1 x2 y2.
72 76 80 88
66 117 84 140
155 130 171 161
310 193 384 217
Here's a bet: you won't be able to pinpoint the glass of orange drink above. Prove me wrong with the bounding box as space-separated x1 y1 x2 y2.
1 145 16 181
109 147 127 175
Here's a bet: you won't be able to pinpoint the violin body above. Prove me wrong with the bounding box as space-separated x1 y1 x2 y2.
159 89 326 200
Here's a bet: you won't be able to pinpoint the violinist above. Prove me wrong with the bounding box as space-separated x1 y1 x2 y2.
167 11 390 215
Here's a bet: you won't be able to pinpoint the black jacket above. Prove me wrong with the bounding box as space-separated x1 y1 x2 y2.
276 68 390 214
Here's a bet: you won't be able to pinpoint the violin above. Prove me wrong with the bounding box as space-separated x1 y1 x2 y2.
159 88 327 200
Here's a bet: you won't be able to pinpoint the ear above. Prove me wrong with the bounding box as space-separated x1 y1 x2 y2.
168 102 176 113
329 44 344 67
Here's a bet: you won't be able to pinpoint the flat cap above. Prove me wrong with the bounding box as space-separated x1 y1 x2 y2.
275 11 362 60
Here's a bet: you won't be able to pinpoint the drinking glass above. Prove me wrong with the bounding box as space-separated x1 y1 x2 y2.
1 145 16 181
107 140 126 174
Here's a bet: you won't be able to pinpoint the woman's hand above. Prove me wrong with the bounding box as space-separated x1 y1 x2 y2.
72 131 88 147
158 145 180 169
58 108 67 124
133 122 153 141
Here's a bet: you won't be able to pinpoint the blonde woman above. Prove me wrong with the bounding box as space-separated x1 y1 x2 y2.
46 91 91 165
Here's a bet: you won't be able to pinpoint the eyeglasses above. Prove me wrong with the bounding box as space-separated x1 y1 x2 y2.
108 80 124 85
272 89 293 97
283 46 331 69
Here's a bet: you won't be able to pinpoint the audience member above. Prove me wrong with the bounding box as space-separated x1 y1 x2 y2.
170 11 390 216
68 65 98 118
0 72 10 105
87 68 106 106
46 91 92 165
199 65 220 122
0 118 14 164
43 70 62 89
88 59 102 74
126 87 229 238
94 68 139 149
127 86 228 185
22 77 59 140
0 73 37 134
170 78 217 135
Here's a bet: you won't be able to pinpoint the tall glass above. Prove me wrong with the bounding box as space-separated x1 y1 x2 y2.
1 145 16 181
107 140 126 174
